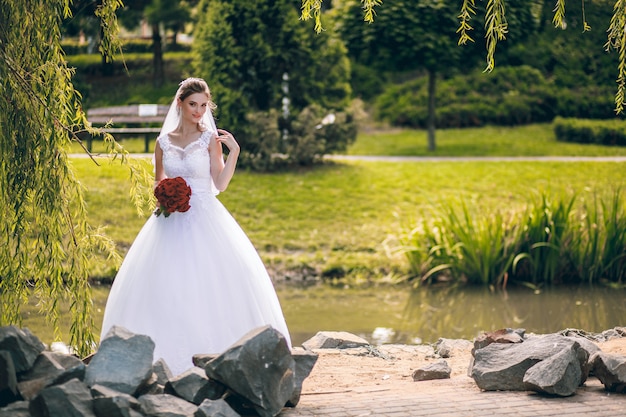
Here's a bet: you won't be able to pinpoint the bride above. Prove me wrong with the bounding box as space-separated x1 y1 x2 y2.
100 77 292 375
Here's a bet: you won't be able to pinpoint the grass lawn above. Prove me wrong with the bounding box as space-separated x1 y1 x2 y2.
73 123 626 157
74 151 626 283
348 124 626 157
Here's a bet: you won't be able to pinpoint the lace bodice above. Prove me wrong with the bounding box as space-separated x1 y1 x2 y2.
157 130 218 195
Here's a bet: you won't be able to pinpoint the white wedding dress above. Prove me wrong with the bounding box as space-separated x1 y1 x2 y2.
100 130 291 375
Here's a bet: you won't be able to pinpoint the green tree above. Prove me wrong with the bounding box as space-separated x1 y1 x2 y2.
0 0 149 356
337 0 473 151
118 0 194 86
193 0 352 165
302 0 626 114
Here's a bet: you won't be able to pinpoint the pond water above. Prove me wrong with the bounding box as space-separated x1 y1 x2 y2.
277 284 626 346
21 284 626 348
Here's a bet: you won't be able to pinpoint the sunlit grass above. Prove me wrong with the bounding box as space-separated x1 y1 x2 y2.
72 123 626 157
73 155 626 283
348 124 626 156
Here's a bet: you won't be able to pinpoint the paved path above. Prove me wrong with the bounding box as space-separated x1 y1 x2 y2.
280 377 626 417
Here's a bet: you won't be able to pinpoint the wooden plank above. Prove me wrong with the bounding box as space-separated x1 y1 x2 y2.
102 127 162 134
87 104 169 124
88 104 169 117
88 116 165 124
85 105 170 152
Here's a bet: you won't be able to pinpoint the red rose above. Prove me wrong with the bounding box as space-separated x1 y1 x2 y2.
154 177 192 217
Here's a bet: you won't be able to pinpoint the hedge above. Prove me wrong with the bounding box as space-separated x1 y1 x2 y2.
374 66 616 128
553 117 626 146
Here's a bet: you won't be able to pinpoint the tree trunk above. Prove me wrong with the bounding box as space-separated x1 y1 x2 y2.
152 23 164 88
427 69 436 152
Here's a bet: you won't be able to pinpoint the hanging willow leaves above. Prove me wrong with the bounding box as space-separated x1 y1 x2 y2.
457 0 477 46
301 0 382 33
605 0 626 114
0 0 151 357
301 0 626 113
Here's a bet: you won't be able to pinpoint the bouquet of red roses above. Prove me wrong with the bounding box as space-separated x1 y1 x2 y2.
154 177 192 217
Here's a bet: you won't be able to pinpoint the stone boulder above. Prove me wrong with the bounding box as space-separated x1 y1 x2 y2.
590 351 626 393
0 326 45 373
139 393 198 417
286 349 318 407
84 326 155 395
0 400 30 417
194 398 240 417
205 325 295 417
470 333 592 396
412 360 451 381
153 358 174 386
433 338 473 359
165 367 226 405
522 342 585 396
192 354 219 369
302 331 369 350
472 328 525 353
91 384 142 417
29 378 96 417
17 350 85 400
0 350 18 407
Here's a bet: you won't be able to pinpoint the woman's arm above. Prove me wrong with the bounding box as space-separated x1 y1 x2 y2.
210 128 240 192
154 140 166 186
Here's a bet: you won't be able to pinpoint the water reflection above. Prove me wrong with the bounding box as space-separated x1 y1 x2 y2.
20 284 626 349
278 285 626 347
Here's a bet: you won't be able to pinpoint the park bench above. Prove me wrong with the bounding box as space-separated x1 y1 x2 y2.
84 104 169 152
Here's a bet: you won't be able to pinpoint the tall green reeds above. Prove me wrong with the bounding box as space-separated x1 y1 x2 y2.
570 190 626 286
398 190 626 288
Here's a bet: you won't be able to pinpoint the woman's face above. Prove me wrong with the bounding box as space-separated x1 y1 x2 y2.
178 92 209 125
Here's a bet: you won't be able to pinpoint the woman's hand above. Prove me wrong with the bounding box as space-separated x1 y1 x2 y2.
216 129 240 155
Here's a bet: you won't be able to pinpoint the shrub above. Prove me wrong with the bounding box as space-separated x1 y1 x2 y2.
374 65 616 128
238 104 358 171
553 117 626 146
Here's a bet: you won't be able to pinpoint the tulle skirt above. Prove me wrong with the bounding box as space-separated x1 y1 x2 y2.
100 188 291 375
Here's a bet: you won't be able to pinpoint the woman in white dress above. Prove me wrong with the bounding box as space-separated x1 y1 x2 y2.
100 78 291 375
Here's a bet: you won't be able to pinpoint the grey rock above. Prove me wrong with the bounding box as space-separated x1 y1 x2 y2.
563 335 600 380
139 394 198 417
472 328 525 353
523 342 585 396
194 399 239 417
205 326 294 417
0 326 45 373
0 400 30 417
192 354 219 370
29 378 96 417
434 338 473 358
85 326 155 395
17 351 85 400
0 350 18 407
285 349 318 407
165 367 226 405
302 331 369 350
135 372 163 397
154 358 174 385
412 360 451 381
470 334 590 392
91 383 141 417
590 351 626 393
